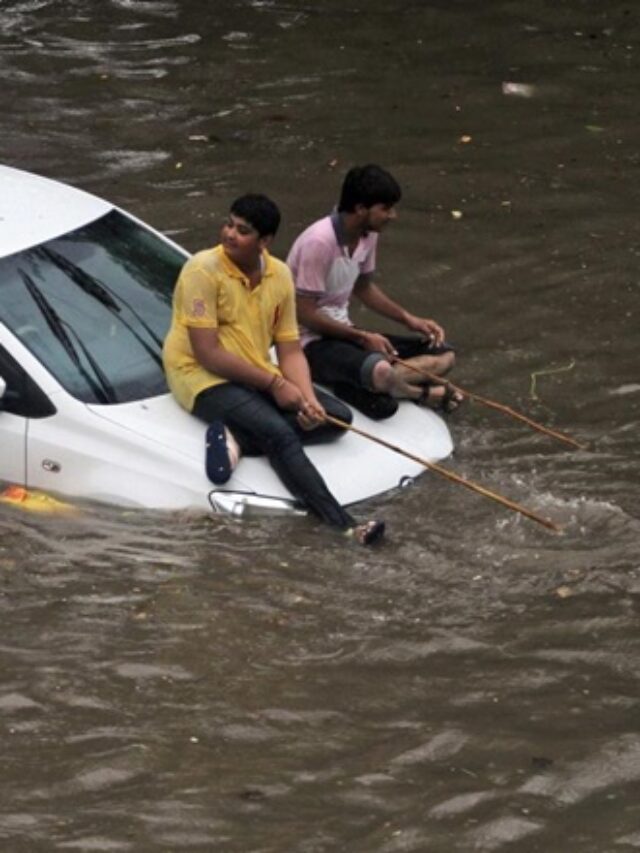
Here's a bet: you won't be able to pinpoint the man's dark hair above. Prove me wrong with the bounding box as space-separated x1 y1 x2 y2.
338 164 402 212
230 194 281 237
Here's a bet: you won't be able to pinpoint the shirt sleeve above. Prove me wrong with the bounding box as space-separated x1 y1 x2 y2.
288 237 335 300
272 277 300 343
175 260 218 328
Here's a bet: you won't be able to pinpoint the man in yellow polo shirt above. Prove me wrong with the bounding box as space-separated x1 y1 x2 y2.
163 193 385 545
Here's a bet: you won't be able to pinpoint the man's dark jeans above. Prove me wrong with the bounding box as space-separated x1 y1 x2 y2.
193 383 355 529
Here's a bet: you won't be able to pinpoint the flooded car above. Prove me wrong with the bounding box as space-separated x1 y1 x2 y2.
0 166 452 515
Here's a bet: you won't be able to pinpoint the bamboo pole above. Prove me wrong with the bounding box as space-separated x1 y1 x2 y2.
393 357 586 450
325 414 561 532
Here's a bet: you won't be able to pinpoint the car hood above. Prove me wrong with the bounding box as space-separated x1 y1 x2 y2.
85 392 289 500
85 391 454 509
87 393 206 462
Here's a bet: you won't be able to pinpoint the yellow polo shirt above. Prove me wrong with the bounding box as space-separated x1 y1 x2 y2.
162 245 299 412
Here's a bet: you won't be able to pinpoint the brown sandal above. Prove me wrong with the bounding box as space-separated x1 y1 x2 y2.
418 383 463 415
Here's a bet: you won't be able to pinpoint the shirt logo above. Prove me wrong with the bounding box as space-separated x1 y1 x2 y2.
191 298 206 318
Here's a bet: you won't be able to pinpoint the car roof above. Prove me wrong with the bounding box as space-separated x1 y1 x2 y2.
0 165 112 259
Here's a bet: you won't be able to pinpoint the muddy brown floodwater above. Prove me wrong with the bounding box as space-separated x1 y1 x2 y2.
1 1 639 850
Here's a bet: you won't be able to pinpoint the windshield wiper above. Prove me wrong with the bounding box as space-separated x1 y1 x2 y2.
40 246 164 364
20 271 117 404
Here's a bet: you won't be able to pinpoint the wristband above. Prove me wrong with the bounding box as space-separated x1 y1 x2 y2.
266 373 285 393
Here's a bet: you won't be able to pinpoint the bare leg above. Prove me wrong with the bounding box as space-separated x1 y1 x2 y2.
392 350 456 385
370 355 462 411
370 359 446 404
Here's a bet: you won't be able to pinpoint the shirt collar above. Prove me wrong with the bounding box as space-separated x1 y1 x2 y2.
216 244 273 285
330 210 349 246
330 210 372 258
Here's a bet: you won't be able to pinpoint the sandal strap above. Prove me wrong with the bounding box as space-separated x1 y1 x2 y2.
418 380 450 405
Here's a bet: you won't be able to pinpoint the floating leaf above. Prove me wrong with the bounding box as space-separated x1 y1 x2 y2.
554 585 574 599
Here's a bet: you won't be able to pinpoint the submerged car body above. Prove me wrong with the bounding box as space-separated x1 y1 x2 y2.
0 165 453 516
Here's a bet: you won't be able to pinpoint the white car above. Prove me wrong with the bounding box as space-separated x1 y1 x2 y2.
0 165 453 516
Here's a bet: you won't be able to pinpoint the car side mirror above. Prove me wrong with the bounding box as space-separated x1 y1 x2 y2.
0 376 6 406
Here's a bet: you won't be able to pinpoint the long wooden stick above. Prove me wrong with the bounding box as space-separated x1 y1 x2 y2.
325 414 561 532
393 357 586 450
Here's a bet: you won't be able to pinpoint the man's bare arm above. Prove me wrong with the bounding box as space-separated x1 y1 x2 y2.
353 278 445 345
296 293 395 355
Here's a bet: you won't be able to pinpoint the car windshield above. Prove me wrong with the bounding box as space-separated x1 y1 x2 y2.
0 209 185 404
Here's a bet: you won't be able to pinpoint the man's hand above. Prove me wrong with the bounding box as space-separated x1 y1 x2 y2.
271 377 325 430
270 377 306 411
296 395 326 431
359 330 397 357
405 314 445 347
273 340 330 430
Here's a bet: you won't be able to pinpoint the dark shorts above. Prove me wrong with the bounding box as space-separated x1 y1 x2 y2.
304 335 454 420
304 334 453 389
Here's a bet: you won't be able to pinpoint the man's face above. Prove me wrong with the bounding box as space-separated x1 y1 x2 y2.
220 213 266 267
359 203 398 234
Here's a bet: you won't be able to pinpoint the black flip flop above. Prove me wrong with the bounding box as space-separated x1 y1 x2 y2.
205 420 232 485
349 519 386 546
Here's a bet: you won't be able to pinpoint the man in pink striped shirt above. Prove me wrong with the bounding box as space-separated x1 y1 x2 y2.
287 164 461 420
